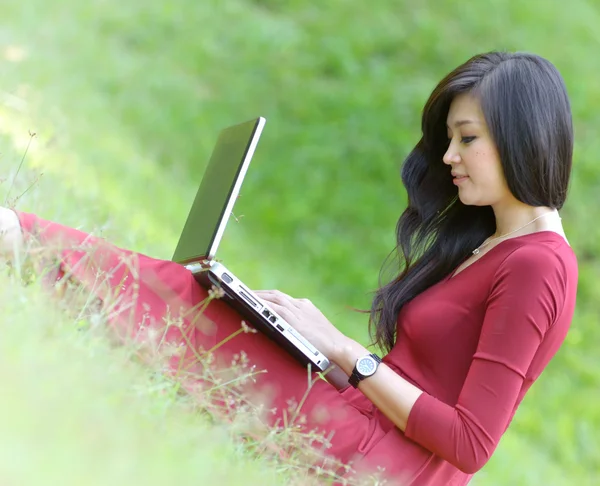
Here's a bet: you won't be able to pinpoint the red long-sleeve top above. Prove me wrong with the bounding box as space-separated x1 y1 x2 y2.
344 231 577 484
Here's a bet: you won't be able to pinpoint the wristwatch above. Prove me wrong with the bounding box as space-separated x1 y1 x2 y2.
348 353 382 388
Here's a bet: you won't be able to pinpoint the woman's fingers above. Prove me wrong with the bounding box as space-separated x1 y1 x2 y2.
264 300 295 323
255 289 302 309
254 290 306 323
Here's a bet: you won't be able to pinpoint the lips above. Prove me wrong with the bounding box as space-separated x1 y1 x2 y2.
452 173 469 186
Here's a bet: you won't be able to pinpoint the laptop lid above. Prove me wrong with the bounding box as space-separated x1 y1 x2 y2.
172 117 266 264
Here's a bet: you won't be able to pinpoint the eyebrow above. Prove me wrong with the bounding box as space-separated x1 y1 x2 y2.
447 120 481 128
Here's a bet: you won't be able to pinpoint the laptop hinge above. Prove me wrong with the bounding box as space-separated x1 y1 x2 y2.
183 260 211 274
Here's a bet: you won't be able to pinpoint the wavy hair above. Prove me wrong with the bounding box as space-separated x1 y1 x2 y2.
370 51 574 352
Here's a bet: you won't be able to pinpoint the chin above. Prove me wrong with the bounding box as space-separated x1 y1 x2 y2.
458 194 490 207
458 194 475 206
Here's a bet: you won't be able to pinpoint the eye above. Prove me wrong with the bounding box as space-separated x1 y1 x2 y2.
461 136 476 144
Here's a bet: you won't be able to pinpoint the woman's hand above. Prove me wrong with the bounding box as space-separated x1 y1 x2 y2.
254 289 349 360
256 290 424 434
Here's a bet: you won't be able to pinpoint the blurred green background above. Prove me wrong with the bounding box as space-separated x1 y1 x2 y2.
1 0 599 484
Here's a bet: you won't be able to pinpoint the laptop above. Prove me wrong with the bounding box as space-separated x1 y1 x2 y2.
172 117 330 372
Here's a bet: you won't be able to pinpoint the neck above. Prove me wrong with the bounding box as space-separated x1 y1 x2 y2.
491 200 557 237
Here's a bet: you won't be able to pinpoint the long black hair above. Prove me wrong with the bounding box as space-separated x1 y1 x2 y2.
370 51 574 353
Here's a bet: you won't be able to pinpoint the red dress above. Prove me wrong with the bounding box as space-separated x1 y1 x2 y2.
15 211 578 485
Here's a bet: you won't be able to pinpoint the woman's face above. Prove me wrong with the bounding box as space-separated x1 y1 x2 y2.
443 93 513 207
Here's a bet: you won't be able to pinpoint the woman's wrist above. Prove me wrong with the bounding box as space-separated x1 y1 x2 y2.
330 336 369 373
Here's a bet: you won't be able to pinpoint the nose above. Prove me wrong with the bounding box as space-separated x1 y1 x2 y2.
443 140 461 165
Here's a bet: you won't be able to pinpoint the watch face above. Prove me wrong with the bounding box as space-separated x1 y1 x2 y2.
357 356 377 376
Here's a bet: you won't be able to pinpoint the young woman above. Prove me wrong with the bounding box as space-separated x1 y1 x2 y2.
0 51 577 485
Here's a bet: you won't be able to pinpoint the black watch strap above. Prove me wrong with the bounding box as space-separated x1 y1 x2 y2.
348 371 361 388
349 353 382 388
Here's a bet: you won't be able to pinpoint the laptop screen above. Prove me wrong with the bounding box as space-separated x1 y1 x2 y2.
172 117 266 264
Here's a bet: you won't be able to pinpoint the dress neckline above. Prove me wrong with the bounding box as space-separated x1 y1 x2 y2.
447 231 570 281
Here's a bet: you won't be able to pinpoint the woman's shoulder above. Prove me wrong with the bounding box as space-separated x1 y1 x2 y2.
456 231 576 285
494 231 577 275
487 232 578 308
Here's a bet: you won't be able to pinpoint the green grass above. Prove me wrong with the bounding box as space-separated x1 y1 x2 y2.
1 0 599 483
0 271 287 486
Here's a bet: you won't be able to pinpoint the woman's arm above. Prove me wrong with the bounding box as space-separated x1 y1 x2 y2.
0 207 23 255
331 341 423 429
259 244 570 474
256 290 424 424
331 245 569 474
